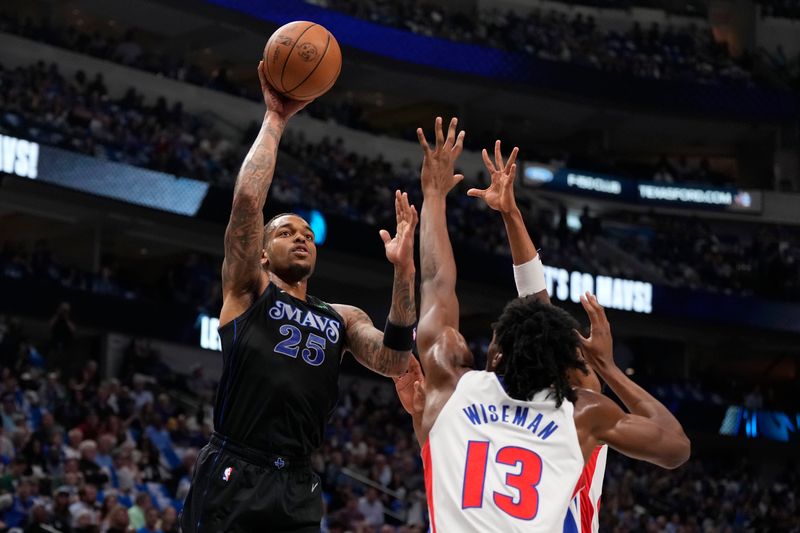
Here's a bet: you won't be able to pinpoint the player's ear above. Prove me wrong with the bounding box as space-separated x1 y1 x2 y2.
488 353 503 371
260 248 269 267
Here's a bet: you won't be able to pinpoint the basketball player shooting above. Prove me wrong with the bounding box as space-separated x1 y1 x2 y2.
410 117 690 532
180 62 417 533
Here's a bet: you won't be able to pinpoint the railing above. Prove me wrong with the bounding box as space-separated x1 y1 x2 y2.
341 467 408 523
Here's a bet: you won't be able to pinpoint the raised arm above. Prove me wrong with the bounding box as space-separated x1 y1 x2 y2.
332 191 417 377
219 62 310 326
415 117 473 384
577 293 690 468
468 141 549 304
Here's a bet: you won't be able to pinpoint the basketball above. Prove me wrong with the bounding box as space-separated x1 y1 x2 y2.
263 21 342 101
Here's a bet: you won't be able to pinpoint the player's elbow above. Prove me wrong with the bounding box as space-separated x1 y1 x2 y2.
661 432 691 470
231 189 261 212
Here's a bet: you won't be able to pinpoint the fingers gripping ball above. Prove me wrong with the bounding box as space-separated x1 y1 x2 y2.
264 21 342 101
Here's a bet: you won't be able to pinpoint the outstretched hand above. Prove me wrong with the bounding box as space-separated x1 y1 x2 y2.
576 292 615 373
416 117 466 197
380 190 419 273
258 61 312 122
468 140 519 214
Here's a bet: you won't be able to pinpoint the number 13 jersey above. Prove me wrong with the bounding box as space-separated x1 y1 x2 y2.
215 283 346 456
422 371 584 532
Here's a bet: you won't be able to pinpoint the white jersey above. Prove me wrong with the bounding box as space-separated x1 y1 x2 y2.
422 371 584 532
564 444 608 533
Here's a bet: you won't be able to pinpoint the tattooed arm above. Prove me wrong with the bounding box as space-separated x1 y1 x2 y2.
333 274 414 377
219 61 311 326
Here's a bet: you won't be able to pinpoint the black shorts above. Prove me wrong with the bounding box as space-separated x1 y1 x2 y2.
180 433 322 533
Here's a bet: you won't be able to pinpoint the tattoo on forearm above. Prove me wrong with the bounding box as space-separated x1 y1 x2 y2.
222 120 282 286
347 308 408 376
388 275 416 326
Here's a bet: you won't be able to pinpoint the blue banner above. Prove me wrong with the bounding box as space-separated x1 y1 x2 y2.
523 163 761 212
205 0 798 118
0 134 209 216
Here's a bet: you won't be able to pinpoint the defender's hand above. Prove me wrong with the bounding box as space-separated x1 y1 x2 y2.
258 61 312 122
576 292 615 373
468 141 519 214
380 190 418 273
393 355 425 415
417 117 466 197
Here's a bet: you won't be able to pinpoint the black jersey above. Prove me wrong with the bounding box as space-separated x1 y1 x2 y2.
214 283 346 456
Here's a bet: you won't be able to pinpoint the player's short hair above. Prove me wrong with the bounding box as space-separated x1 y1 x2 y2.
493 296 587 406
263 212 300 247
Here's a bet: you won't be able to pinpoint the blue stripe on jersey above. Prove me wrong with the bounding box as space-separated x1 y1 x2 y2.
216 318 239 429
564 505 579 533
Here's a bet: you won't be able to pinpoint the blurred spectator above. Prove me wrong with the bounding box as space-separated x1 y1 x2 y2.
49 302 76 355
3 477 34 528
357 487 385 529
138 507 162 533
51 486 74 532
105 503 132 533
160 506 178 533
69 483 99 528
128 492 151 530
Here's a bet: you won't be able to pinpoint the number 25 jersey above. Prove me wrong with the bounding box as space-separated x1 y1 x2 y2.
422 371 584 532
215 283 346 456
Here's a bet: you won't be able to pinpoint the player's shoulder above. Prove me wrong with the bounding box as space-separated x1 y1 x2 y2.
429 327 471 361
573 388 617 419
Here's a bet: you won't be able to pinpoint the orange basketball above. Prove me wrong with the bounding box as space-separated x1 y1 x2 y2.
263 21 342 101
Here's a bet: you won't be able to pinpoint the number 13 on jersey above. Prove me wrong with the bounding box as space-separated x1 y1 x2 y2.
462 440 543 521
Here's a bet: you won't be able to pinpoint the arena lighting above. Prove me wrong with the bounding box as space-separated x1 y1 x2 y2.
719 406 800 442
294 209 328 245
0 134 39 179
543 266 654 314
523 164 554 184
199 315 222 351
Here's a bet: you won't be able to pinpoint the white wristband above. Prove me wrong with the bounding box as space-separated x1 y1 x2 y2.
513 255 546 297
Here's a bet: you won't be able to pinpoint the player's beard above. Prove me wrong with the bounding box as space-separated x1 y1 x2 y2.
284 261 313 283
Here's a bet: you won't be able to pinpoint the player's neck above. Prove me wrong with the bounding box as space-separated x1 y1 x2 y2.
269 272 308 301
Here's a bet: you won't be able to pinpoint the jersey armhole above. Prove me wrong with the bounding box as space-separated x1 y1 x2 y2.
218 283 272 334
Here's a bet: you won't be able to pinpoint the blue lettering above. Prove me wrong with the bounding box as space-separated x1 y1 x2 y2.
313 314 330 331
480 404 488 424
537 421 559 440
301 311 317 328
326 320 341 344
488 405 499 422
463 405 482 425
268 301 286 320
269 303 341 345
502 405 509 423
285 305 302 323
512 407 528 427
527 413 543 433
